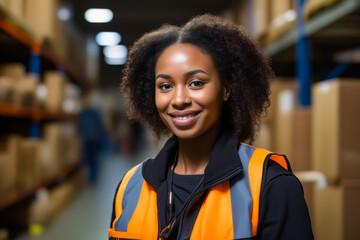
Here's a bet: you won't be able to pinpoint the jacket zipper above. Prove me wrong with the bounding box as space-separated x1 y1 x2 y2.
176 167 243 239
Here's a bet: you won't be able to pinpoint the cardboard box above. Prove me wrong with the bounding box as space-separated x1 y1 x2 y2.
17 139 42 189
312 79 360 184
24 0 56 42
0 76 15 104
13 74 39 107
271 0 294 20
0 63 26 81
44 71 66 112
0 135 21 195
252 0 271 36
314 181 360 240
8 0 25 21
276 105 312 172
264 78 297 123
43 123 62 178
254 122 273 150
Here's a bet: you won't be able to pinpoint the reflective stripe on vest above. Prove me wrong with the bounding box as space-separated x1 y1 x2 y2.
109 144 288 240
109 162 158 240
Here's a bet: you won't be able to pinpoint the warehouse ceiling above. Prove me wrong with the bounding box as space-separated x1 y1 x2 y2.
67 0 237 88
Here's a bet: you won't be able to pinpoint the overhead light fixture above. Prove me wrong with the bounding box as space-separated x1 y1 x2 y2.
95 32 121 46
84 8 113 23
105 57 127 65
58 5 73 21
103 45 128 65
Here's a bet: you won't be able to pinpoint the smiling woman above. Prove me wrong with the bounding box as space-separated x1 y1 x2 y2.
155 43 227 142
109 14 314 240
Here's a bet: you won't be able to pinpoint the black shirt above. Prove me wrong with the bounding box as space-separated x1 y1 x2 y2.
167 171 203 239
172 171 203 216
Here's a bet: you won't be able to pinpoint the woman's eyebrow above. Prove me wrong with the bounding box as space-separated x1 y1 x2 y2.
185 69 209 77
155 69 209 80
155 74 171 79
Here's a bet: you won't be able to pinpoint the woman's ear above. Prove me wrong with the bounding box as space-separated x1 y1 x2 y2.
223 81 231 101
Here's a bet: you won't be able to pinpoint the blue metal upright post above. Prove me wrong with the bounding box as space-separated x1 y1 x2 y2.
29 47 41 139
296 0 312 107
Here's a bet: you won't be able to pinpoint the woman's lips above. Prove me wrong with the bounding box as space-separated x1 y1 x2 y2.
168 111 201 127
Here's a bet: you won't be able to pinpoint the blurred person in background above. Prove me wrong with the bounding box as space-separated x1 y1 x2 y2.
78 92 106 183
109 14 313 239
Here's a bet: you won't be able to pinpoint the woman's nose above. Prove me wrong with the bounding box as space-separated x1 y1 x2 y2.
171 86 191 108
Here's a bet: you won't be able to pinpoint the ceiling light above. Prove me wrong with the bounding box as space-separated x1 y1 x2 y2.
84 8 113 23
105 57 127 65
103 45 128 65
103 45 128 59
58 6 72 21
95 32 121 46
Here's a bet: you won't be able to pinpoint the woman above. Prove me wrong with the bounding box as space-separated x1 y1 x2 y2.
109 14 313 240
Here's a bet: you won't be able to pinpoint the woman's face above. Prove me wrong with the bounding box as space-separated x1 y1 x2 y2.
155 43 228 140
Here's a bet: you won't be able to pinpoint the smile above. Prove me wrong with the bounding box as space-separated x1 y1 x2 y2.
168 111 201 127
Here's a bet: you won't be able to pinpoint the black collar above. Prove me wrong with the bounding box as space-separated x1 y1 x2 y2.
142 129 243 190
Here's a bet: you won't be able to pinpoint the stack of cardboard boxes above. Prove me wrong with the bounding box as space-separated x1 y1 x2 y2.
232 0 341 45
312 79 360 240
255 78 360 239
0 63 80 114
0 0 97 84
0 123 81 198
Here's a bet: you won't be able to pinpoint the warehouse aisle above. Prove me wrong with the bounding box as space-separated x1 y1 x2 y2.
16 150 149 240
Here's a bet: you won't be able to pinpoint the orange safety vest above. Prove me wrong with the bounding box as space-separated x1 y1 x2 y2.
109 143 289 240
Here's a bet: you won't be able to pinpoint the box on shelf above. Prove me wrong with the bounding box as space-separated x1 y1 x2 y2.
0 76 15 104
0 63 26 81
254 122 273 150
264 78 297 123
252 0 271 37
314 181 360 240
312 79 360 184
271 0 294 21
17 139 42 190
8 0 25 22
43 123 62 178
43 123 81 171
61 123 81 166
276 104 312 172
13 74 39 107
62 83 81 114
0 135 21 196
44 71 67 112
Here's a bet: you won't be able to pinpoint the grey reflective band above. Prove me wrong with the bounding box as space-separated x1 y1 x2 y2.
115 163 144 232
230 144 256 239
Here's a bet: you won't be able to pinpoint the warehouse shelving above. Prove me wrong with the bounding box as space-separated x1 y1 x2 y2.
0 4 85 236
263 0 360 80
265 0 360 57
0 104 77 121
0 8 89 87
0 162 81 211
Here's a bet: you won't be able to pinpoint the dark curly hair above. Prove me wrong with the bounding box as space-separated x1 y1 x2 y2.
121 14 273 143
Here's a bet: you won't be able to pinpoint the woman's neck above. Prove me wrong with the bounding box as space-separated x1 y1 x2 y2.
175 121 221 175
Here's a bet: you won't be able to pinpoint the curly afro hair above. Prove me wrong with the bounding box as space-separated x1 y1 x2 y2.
121 14 273 143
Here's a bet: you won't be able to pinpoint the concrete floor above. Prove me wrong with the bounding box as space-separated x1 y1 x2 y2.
16 149 151 240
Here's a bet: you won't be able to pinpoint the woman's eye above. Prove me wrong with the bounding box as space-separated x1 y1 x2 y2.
159 83 172 90
189 80 204 87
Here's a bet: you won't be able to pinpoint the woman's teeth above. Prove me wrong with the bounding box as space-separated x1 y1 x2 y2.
175 115 194 120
